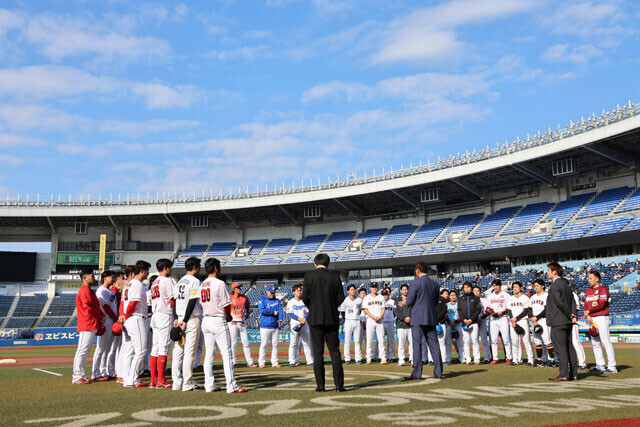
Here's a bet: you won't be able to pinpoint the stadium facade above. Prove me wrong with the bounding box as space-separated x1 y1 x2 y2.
1 102 640 290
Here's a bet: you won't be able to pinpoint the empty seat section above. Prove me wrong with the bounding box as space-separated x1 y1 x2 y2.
589 216 634 236
356 228 388 249
551 222 596 241
39 317 69 327
624 218 640 231
339 252 366 261
426 245 455 254
207 242 237 256
0 296 14 317
468 206 520 239
292 235 327 253
395 247 424 257
5 317 37 328
180 244 208 257
545 193 595 229
228 258 254 266
284 255 310 264
378 224 418 247
615 188 640 213
457 242 485 252
321 231 356 251
408 219 451 245
12 295 47 317
486 238 518 249
576 186 633 219
263 239 296 254
174 258 186 268
367 250 396 260
247 239 269 255
254 256 283 265
519 233 552 245
437 213 484 242
47 294 76 316
500 202 554 235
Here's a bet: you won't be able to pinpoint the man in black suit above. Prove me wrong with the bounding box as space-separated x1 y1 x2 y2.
301 253 345 392
406 262 443 380
546 262 578 381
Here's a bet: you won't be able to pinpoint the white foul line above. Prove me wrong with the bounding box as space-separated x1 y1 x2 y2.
33 368 63 377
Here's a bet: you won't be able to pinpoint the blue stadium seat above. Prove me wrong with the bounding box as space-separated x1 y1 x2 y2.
408 219 451 245
12 296 47 317
615 188 640 213
321 231 356 251
551 221 596 241
545 193 595 229
284 255 311 264
500 202 554 235
207 242 237 256
577 187 633 219
588 216 634 236
519 233 552 245
366 250 396 260
426 245 455 254
5 317 37 328
339 252 366 261
228 257 254 266
247 239 269 255
0 296 14 317
356 228 388 249
437 214 484 242
254 256 283 265
457 242 485 252
468 206 520 239
263 239 296 255
39 317 69 327
180 244 209 257
378 224 418 247
395 247 424 257
47 295 76 316
486 238 518 249
292 235 327 253
625 217 640 231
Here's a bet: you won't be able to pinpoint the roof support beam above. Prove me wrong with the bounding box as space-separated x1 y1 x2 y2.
278 205 298 224
512 163 554 185
391 189 418 210
334 198 361 217
46 217 56 234
107 215 118 229
582 144 633 168
451 178 483 199
164 213 182 232
222 210 238 227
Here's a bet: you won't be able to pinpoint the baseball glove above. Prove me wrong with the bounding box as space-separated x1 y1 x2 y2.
533 324 543 335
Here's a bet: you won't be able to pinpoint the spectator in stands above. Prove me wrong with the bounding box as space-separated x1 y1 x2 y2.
72 268 104 384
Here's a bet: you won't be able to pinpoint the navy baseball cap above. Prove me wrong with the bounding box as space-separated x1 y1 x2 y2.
267 286 276 292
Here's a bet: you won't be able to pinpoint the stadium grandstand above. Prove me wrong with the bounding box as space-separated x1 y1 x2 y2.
2 101 640 332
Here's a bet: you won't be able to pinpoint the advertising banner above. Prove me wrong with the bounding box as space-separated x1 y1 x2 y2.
578 310 640 332
57 253 114 266
0 327 81 347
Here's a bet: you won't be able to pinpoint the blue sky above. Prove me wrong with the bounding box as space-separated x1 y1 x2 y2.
0 0 639 200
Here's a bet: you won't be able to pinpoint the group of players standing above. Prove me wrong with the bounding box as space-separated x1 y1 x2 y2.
71 256 618 393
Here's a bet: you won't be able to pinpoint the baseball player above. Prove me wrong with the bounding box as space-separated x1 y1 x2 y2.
200 258 247 393
362 282 387 364
72 268 104 384
358 287 370 359
585 270 617 373
106 271 125 379
339 284 363 364
458 282 481 365
258 286 283 368
529 278 556 367
487 279 512 364
381 288 396 362
120 260 151 387
571 286 587 370
92 271 118 380
149 259 174 389
507 281 534 366
444 290 463 365
115 265 134 383
287 284 314 367
229 282 256 367
428 289 449 365
473 285 491 363
394 289 412 366
172 257 203 391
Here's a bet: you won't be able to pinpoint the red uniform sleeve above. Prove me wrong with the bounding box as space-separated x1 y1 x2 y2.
119 300 125 317
103 305 118 321
125 301 138 321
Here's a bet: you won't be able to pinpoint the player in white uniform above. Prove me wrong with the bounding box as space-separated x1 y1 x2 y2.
473 286 491 363
529 278 555 367
362 283 387 364
200 258 247 393
287 284 314 367
116 266 134 383
92 271 118 380
507 282 534 366
358 288 368 362
487 279 512 364
172 257 203 391
121 260 151 387
571 288 587 369
149 259 174 389
381 288 396 362
106 271 125 379
339 284 363 364
585 270 617 373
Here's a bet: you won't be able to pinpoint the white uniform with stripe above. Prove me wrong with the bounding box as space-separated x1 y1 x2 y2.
530 291 553 361
92 286 117 379
172 274 202 391
507 294 533 364
200 276 240 393
572 293 586 367
150 276 174 357
122 279 148 387
286 298 314 365
362 294 386 362
488 291 512 361
339 296 363 363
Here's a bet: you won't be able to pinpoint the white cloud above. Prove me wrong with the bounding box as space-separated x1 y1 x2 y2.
372 0 535 64
204 46 269 61
302 81 371 103
0 9 24 35
0 133 45 148
131 83 203 109
0 104 90 131
99 119 200 136
542 1 629 39
542 43 603 65
0 153 23 166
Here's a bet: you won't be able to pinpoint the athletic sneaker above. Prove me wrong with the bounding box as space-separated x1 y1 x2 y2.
603 368 618 374
274 364 281 368
249 363 258 368
345 361 351 365
505 359 512 365
259 365 266 369
490 360 498 365
124 382 148 388
117 377 124 383
589 366 604 373
182 384 202 391
366 361 372 365
149 381 156 388
72 378 91 385
380 360 388 365
233 388 248 393
156 382 172 389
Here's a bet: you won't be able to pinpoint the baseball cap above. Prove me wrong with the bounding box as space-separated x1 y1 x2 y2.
370 283 378 288
266 286 276 293
112 322 123 336
231 282 242 290
170 326 185 346
381 288 390 296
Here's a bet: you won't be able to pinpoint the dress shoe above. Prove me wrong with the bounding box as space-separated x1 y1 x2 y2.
315 387 326 392
548 376 569 382
336 387 347 392
404 376 421 381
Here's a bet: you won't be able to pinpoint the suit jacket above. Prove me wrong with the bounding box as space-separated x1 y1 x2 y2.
406 274 440 326
301 267 344 327
547 277 577 327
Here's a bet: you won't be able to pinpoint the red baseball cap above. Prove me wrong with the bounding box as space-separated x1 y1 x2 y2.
112 322 123 336
231 282 242 289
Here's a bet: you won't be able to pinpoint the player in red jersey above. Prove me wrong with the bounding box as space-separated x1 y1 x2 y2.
229 282 256 367
585 270 617 373
72 268 104 384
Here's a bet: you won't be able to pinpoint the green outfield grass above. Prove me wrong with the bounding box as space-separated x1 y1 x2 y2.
1 345 639 426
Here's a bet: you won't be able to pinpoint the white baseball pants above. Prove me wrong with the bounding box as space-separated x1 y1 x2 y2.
151 312 172 357
172 316 201 391
193 328 204 369
490 315 512 361
572 323 586 367
383 321 395 361
509 319 533 363
590 315 616 370
144 317 152 371
107 333 120 377
343 319 362 362
203 316 240 393
427 329 446 363
445 323 463 363
396 328 412 364
365 318 386 362
259 328 280 367
478 318 491 361
123 316 148 387
229 321 254 365
92 318 114 378
72 330 96 382
462 324 480 364
289 323 313 365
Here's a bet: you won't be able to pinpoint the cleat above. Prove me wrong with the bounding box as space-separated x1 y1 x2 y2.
108 374 117 380
156 382 172 389
380 360 388 365
117 377 124 383
589 367 604 373
427 362 433 366
259 365 265 369
233 387 248 393
505 359 512 365
183 384 202 391
294 362 300 367
603 368 618 374
274 364 281 368
483 360 490 364
149 382 156 388
249 363 258 368
97 376 110 382
344 361 351 365
578 365 587 370
124 382 148 388
356 361 363 365
289 364 295 367
490 360 498 365
366 361 372 365
72 378 91 385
